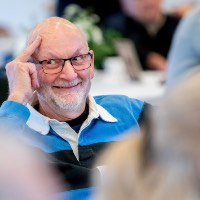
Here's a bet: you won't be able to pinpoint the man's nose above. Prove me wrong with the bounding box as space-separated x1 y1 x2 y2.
59 60 77 80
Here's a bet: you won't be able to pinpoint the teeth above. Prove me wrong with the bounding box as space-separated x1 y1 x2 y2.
53 82 79 88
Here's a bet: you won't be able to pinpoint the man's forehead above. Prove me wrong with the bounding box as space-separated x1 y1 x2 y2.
44 17 73 26
28 17 88 59
34 17 77 33
27 17 81 45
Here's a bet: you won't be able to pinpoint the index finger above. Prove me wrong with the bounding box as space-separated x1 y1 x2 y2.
15 36 42 62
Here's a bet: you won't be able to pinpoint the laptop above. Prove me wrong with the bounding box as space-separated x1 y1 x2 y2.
114 38 142 80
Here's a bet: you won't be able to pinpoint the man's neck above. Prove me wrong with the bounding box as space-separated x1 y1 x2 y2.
145 14 166 36
38 103 86 121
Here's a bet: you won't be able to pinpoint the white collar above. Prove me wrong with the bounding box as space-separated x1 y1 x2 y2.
26 95 117 135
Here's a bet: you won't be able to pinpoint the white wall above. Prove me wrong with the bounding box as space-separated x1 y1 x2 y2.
0 0 56 36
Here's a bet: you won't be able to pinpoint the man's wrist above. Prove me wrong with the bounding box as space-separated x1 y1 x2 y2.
8 94 28 105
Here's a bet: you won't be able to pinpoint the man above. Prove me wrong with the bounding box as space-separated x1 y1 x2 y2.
104 0 180 70
0 17 147 200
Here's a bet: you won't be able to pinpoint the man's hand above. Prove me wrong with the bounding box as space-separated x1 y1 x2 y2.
146 52 167 71
6 36 42 105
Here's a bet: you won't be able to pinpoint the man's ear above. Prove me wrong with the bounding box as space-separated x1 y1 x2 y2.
89 50 95 79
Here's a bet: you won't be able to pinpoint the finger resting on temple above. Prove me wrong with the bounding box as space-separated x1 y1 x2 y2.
15 36 42 62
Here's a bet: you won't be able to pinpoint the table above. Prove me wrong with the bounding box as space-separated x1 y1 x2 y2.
91 69 165 104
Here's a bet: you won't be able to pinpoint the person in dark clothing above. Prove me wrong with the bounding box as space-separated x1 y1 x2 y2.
56 0 121 26
105 0 181 71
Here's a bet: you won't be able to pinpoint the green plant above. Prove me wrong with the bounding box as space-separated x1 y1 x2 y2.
63 4 121 69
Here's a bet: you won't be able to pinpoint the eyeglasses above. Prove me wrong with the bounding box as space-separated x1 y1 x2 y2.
33 52 93 74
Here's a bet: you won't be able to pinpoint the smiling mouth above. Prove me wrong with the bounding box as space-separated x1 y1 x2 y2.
53 83 80 89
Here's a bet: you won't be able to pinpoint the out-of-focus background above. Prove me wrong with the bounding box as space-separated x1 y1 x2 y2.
0 0 198 36
0 0 199 104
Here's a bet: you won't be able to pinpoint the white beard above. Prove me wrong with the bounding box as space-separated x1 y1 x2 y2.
37 79 91 112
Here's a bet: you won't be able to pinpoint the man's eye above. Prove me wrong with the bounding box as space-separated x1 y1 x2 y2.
73 56 82 61
47 60 56 64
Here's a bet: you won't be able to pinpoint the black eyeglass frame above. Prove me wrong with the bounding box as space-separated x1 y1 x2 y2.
33 52 93 74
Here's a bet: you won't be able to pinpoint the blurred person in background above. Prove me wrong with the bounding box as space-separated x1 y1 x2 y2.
0 134 63 200
104 0 181 71
55 0 121 26
0 16 148 200
166 6 200 89
91 69 200 200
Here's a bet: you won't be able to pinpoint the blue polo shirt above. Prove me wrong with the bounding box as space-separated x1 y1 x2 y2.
0 94 146 200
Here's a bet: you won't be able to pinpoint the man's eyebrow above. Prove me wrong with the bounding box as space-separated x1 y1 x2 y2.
71 48 86 56
36 47 86 61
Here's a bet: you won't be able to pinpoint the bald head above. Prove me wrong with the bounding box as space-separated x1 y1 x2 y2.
28 17 86 44
27 17 89 60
